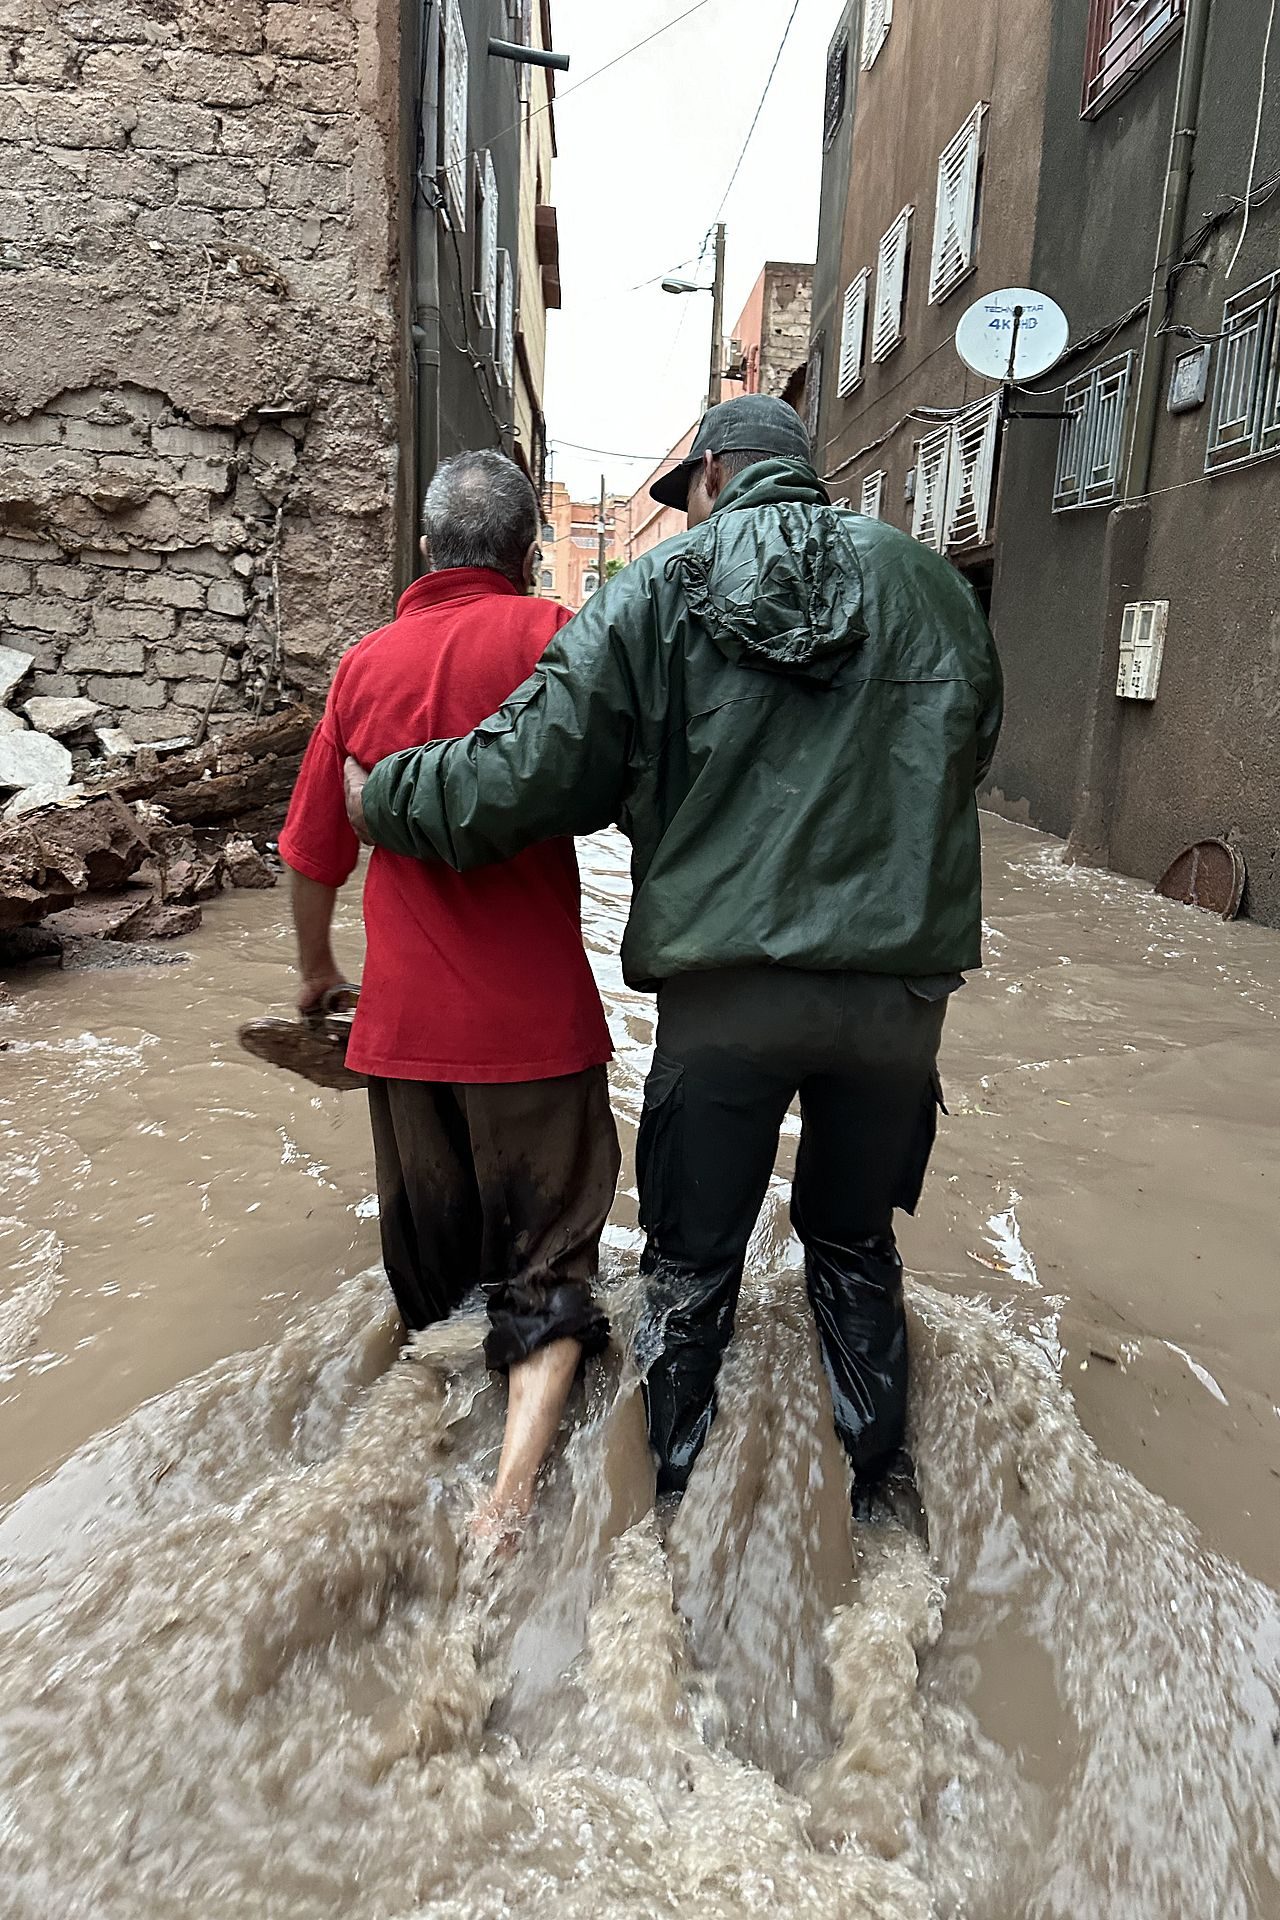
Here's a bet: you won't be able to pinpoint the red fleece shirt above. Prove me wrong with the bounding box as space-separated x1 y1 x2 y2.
278 569 612 1083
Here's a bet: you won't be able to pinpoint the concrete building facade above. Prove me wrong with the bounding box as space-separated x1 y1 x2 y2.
809 0 1280 923
0 0 556 751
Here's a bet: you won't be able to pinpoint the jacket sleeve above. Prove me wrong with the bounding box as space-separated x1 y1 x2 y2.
360 588 640 868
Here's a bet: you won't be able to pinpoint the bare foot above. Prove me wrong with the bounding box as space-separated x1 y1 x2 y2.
468 1492 531 1559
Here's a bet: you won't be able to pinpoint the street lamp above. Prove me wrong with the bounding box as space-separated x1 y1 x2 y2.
661 222 726 412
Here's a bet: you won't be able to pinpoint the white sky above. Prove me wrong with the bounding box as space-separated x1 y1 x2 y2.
543 0 840 502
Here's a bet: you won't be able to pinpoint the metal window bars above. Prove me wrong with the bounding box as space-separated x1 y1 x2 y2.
475 150 498 326
836 271 869 398
497 249 515 392
1205 272 1280 474
928 105 986 305
1082 0 1184 117
823 33 848 150
1053 352 1134 509
872 208 912 362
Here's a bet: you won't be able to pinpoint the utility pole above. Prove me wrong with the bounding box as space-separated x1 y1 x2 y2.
707 221 726 411
596 473 607 591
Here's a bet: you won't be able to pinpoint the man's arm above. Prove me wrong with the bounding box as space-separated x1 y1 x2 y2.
358 584 644 868
289 869 347 1013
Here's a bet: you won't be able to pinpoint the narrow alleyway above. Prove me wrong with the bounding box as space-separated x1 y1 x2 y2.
1 815 1277 1918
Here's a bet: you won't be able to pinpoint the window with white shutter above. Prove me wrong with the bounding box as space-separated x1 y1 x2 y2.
861 0 893 68
442 0 469 227
911 426 950 551
497 247 515 391
929 105 986 305
872 207 912 362
836 270 869 398
860 470 885 519
474 150 498 325
943 396 1001 550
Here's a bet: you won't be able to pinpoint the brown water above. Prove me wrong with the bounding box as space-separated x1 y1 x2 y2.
1 816 1278 1918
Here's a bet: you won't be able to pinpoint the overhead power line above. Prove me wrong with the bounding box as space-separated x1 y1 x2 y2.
711 0 804 224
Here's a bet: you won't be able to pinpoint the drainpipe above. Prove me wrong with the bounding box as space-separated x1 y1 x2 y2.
408 0 441 581
1123 0 1214 499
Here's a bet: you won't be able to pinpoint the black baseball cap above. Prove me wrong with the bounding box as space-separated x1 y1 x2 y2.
648 393 812 509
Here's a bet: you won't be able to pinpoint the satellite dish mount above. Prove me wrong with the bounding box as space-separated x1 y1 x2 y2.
954 287 1071 418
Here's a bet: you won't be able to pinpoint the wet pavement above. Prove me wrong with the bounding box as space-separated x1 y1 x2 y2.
1 814 1278 1918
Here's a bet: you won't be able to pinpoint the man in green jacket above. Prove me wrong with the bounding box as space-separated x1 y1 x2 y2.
345 394 1002 1507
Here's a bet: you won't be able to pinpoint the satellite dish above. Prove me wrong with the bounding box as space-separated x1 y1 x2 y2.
955 287 1070 383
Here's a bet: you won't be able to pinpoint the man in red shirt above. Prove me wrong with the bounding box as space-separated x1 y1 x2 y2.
278 450 618 1541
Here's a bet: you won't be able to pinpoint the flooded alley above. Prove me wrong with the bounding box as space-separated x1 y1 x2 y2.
1 815 1278 1919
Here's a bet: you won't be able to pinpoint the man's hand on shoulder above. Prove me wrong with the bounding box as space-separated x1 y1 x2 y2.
344 755 373 844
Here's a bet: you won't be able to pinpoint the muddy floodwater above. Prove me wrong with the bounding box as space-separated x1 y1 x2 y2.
1 814 1278 1918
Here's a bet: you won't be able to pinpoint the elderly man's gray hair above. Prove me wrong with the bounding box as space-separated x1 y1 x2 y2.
422 449 539 585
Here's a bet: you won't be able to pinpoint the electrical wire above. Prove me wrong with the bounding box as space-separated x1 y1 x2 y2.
1226 0 1276 283
550 437 666 461
710 0 804 224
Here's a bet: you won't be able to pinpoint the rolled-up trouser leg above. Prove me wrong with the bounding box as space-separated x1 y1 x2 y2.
635 1043 792 1494
462 1065 621 1372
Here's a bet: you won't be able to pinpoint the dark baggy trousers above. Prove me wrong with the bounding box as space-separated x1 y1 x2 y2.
636 968 949 1497
367 1065 621 1371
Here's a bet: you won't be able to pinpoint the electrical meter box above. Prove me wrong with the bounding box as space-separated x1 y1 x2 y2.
1116 600 1168 701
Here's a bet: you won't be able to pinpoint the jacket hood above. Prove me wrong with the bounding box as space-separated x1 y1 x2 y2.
662 458 868 687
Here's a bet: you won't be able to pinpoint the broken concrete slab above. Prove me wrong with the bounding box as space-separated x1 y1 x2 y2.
23 696 101 737
3 784 84 823
223 835 276 889
0 645 35 704
96 727 137 757
0 729 74 792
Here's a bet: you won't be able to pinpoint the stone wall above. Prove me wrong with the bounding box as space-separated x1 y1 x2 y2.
759 265 813 400
0 0 404 745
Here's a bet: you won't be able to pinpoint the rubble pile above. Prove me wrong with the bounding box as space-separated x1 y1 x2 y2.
0 696 314 966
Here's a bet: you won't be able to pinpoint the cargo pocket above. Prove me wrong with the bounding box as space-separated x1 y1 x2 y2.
893 1068 946 1215
636 1051 685 1241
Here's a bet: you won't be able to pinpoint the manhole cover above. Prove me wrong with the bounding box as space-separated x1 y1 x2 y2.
1155 839 1245 919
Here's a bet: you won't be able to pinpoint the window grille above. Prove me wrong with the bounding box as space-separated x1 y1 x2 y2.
836 270 869 398
497 248 515 391
823 34 848 150
911 425 951 551
1205 273 1280 474
1083 0 1184 116
1053 352 1133 509
861 0 892 69
475 150 497 325
442 0 468 226
943 396 1001 550
860 470 885 519
872 207 912 362
929 105 986 305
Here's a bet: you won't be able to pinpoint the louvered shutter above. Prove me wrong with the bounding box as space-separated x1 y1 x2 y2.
943 396 1001 549
498 248 515 390
929 105 986 304
476 149 498 324
912 426 950 550
836 271 869 397
861 0 893 67
443 0 469 225
860 471 885 519
872 207 911 362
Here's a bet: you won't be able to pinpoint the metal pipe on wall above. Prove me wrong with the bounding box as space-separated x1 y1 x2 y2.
1123 0 1215 500
409 0 442 579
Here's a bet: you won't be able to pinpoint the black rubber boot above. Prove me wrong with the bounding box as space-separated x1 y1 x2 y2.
801 1226 909 1495
636 1251 742 1495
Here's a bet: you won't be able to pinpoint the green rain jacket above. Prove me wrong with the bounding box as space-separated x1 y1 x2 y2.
363 458 1003 991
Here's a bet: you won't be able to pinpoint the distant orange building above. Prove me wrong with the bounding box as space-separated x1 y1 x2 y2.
619 261 812 565
537 479 629 610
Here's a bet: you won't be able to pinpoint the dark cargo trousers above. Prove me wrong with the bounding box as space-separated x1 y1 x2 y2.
635 968 949 1497
368 1065 620 1370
